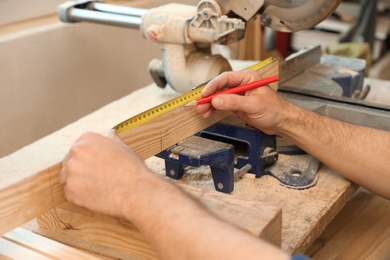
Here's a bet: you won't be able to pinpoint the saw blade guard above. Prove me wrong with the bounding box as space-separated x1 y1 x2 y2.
259 0 342 32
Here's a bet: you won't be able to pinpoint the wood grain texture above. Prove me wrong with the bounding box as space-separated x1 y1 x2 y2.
0 163 65 236
306 189 390 259
146 159 358 254
1 227 99 259
0 237 50 260
36 185 281 259
118 108 232 159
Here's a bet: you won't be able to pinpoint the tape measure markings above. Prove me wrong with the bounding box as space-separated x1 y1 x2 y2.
113 57 275 134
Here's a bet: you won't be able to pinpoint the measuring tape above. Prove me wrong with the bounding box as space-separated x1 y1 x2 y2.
113 57 275 134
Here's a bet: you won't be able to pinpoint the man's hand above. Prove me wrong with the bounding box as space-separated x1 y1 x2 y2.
59 130 151 218
196 70 292 135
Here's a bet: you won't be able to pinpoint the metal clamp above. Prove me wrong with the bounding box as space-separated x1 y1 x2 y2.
156 135 235 193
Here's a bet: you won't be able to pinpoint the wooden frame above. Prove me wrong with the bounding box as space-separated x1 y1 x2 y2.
0 61 280 257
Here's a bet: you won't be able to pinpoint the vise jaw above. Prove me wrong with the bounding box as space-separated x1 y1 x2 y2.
156 116 277 193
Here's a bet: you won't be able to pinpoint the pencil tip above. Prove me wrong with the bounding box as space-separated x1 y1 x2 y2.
184 100 197 107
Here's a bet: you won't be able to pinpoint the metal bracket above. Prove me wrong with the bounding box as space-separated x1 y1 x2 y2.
265 154 320 190
263 136 320 190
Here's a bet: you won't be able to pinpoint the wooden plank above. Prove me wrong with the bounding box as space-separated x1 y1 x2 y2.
146 158 358 254
1 227 99 259
306 189 390 259
0 237 50 260
36 185 281 259
0 61 279 237
118 107 232 160
238 15 263 61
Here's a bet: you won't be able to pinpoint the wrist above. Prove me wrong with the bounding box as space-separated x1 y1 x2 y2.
115 168 173 224
276 102 310 139
113 167 156 219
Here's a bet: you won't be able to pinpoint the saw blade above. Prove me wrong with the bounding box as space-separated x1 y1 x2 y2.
261 0 342 32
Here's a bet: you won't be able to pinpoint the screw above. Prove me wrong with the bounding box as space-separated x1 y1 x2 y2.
202 8 211 20
260 14 272 27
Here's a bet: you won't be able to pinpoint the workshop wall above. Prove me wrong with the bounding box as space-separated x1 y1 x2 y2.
0 18 162 157
0 0 64 27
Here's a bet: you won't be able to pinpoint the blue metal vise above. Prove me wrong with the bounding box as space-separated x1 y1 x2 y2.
155 115 277 193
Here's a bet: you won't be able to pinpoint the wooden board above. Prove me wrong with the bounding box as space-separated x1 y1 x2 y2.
306 189 390 259
36 185 281 259
1 227 99 259
144 156 358 254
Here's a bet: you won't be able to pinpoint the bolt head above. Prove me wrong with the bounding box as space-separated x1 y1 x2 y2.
260 14 271 26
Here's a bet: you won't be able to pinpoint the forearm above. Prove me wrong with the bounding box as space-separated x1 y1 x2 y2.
61 132 289 259
279 103 390 199
120 170 289 260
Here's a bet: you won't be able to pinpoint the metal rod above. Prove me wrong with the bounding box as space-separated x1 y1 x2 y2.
234 164 252 181
68 8 142 29
92 3 147 17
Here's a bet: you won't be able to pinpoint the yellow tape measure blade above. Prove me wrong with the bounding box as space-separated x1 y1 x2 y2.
113 87 204 133
113 57 276 134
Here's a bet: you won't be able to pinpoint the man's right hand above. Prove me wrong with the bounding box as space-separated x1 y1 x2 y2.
196 70 294 135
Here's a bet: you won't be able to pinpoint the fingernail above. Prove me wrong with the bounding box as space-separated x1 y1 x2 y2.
213 96 224 108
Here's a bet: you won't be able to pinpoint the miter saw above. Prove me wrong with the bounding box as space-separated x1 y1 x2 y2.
58 0 342 92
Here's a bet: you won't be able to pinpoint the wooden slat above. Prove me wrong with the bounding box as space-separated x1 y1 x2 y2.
36 185 281 259
0 163 65 236
306 189 390 259
0 61 278 237
2 228 99 260
0 237 50 260
118 108 232 160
